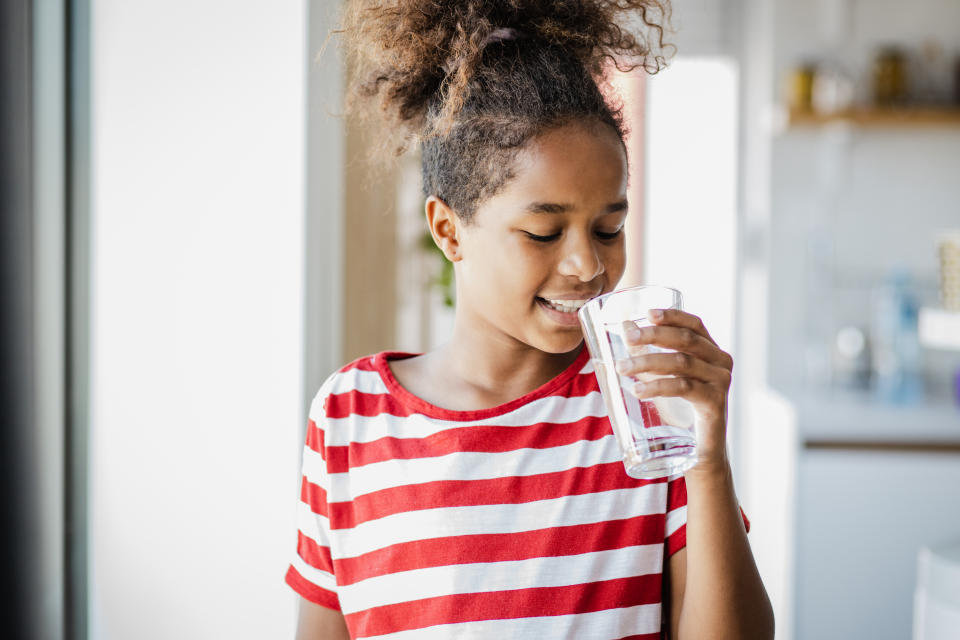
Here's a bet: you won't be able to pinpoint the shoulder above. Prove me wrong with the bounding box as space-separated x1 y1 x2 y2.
307 351 410 424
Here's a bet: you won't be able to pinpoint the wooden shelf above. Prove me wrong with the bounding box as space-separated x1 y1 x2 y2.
788 107 960 128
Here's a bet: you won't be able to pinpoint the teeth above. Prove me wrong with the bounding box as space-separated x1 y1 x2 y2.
542 298 590 314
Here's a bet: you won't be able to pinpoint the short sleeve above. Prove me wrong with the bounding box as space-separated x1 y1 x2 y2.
285 385 341 611
665 474 751 557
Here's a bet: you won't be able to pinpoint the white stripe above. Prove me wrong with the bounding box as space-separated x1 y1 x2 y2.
338 544 663 614
329 484 666 559
326 435 622 501
330 367 388 396
290 552 338 592
365 603 661 640
296 503 331 546
666 505 687 537
301 445 328 489
322 389 607 446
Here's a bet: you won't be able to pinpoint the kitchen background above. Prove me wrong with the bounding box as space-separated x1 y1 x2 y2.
3 0 959 639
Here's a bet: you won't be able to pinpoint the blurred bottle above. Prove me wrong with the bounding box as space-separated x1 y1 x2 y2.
788 63 817 113
871 270 923 404
832 326 871 390
872 47 909 107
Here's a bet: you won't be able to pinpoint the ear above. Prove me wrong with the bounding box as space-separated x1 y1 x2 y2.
425 195 464 262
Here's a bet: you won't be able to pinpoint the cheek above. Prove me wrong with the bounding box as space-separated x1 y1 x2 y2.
603 241 627 279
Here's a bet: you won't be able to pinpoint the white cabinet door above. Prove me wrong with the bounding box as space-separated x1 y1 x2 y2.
795 449 960 640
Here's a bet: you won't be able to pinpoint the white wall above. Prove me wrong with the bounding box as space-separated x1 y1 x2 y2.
644 58 739 354
88 1 306 637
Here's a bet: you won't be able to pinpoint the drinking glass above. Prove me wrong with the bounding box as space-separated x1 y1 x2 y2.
578 285 698 479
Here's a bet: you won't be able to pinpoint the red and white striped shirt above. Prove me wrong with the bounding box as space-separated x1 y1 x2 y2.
286 346 693 639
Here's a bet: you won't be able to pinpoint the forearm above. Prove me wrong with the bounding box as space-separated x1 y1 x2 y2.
676 461 774 640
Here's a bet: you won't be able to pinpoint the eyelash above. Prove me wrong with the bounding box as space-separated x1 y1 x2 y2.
525 229 623 243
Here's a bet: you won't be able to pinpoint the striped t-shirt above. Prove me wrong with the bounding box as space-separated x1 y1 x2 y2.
286 346 691 639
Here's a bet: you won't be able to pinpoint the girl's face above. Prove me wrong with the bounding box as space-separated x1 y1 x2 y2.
442 120 629 355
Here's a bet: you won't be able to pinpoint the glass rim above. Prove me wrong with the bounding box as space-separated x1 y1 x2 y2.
580 284 682 311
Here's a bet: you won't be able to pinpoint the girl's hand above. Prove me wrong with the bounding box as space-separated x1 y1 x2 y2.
615 308 734 474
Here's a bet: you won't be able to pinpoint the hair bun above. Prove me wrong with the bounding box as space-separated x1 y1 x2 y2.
340 0 673 152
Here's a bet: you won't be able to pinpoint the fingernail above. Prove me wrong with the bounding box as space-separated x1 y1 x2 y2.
615 359 629 375
650 309 664 321
634 382 647 395
625 324 642 340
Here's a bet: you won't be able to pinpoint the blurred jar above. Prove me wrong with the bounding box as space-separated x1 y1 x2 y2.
788 64 817 113
812 64 854 115
873 47 909 107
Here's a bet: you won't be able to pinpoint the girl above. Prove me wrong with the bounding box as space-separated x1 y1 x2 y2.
287 1 774 638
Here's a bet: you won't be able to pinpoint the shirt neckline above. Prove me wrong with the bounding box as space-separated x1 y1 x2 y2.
372 344 590 422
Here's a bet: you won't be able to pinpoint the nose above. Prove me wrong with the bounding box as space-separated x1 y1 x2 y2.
557 232 605 282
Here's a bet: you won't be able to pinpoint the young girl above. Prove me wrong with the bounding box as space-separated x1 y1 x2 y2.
287 1 774 638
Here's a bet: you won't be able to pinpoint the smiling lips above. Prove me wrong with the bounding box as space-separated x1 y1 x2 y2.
539 297 592 314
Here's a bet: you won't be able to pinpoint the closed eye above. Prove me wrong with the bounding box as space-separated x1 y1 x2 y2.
596 229 623 240
524 228 623 242
524 231 561 242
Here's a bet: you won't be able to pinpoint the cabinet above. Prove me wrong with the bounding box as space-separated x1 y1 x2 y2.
794 448 960 639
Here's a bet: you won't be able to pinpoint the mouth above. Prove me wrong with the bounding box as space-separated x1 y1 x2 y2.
535 296 594 326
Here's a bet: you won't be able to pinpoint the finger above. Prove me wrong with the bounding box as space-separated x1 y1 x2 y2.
647 308 716 344
616 352 732 387
625 324 733 369
630 377 725 415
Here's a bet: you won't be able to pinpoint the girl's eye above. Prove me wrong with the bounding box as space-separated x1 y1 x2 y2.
596 228 623 240
524 231 561 242
524 228 623 242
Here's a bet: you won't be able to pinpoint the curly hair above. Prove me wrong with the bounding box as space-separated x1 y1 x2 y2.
338 0 674 221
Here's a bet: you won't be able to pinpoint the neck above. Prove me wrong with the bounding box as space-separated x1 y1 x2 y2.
430 309 582 398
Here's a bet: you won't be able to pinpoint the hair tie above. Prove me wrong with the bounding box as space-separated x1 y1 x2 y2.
483 27 523 45
442 27 526 74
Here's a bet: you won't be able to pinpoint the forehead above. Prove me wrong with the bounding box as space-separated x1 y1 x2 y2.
500 122 628 207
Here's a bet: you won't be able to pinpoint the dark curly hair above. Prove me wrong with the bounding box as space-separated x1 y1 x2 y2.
339 0 674 221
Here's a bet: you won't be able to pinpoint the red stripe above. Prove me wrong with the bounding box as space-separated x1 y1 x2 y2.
300 476 328 517
561 371 600 398
324 371 598 421
338 355 380 373
297 531 334 572
333 513 667 585
285 565 341 611
667 475 687 512
328 462 664 529
325 416 613 473
326 390 416 419
305 419 324 457
345 574 662 637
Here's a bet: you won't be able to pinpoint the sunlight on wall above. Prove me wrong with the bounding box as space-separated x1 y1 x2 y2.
88 2 305 638
644 57 739 353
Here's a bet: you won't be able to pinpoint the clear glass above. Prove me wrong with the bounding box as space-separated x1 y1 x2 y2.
578 285 698 479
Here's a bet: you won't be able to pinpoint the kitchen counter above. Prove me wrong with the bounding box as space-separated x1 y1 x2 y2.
777 386 960 446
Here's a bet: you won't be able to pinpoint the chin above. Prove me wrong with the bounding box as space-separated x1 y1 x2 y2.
532 330 585 355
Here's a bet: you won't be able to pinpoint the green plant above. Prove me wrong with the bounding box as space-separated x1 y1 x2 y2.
419 231 455 307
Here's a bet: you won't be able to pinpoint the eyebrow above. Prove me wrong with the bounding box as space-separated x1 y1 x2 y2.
524 200 628 215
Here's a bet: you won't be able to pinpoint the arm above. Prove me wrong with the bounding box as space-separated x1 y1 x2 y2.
665 466 773 639
619 309 774 639
296 598 351 640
